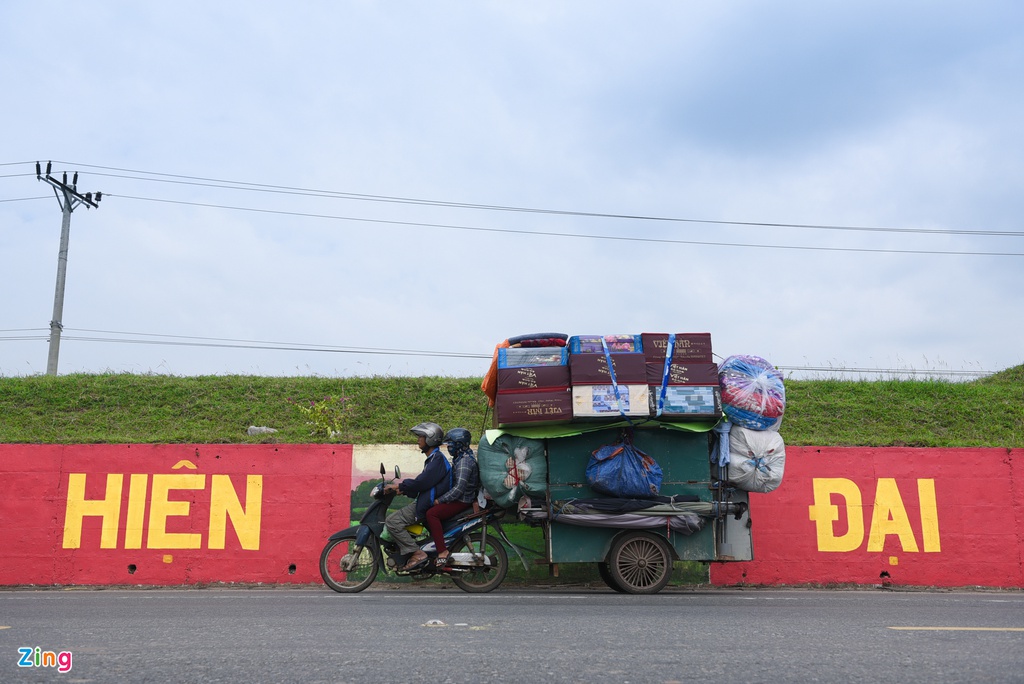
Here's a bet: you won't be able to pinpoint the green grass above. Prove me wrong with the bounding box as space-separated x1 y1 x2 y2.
2 367 1021 588
0 374 489 444
1 367 1020 446
784 370 1024 447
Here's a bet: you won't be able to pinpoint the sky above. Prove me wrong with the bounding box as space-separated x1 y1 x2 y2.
2 1 1022 381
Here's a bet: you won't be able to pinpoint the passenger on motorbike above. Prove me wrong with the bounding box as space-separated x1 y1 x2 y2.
384 421 452 571
425 428 480 568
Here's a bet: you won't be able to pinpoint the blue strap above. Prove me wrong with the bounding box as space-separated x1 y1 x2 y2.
598 335 630 421
598 335 622 417
428 450 453 504
656 333 675 418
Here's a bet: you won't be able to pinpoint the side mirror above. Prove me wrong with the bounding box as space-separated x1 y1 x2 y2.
394 466 401 480
379 463 386 476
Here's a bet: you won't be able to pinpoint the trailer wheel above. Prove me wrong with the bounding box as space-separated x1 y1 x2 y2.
607 531 673 594
597 562 627 593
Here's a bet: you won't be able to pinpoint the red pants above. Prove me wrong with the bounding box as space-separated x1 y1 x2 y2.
425 501 471 554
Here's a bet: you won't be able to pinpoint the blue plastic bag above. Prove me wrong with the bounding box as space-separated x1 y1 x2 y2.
586 440 663 498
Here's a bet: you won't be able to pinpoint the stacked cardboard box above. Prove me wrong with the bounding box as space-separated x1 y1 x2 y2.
494 346 573 427
641 332 712 362
492 332 722 427
642 333 722 421
568 335 650 419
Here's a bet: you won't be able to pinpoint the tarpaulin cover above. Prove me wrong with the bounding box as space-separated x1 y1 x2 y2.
727 425 786 493
476 432 547 507
547 511 704 533
517 496 709 534
481 339 511 407
552 495 700 512
487 419 716 442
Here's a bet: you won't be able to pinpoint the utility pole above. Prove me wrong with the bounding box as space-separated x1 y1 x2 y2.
36 161 102 375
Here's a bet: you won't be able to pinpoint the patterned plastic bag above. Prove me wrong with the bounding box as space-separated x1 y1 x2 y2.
718 354 786 430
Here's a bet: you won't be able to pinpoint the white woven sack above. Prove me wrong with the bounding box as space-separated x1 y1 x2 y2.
728 425 786 493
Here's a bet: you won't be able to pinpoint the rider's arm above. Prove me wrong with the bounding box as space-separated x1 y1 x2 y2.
398 450 447 496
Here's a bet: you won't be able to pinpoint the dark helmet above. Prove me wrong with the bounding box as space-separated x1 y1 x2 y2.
443 428 472 448
410 421 444 448
444 427 472 458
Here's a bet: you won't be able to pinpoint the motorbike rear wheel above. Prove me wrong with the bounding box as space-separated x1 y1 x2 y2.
449 532 508 594
320 533 380 593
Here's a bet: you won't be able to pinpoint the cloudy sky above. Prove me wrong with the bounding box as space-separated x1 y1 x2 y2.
2 2 1021 380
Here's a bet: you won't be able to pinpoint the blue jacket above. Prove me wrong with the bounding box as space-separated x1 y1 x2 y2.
398 448 452 520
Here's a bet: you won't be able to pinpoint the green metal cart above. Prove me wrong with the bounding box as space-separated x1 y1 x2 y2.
508 423 752 594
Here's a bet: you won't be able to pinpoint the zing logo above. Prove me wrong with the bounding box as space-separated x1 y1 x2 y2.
18 647 73 673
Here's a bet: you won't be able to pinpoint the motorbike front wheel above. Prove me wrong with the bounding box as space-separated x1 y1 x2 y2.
320 533 380 593
449 532 508 593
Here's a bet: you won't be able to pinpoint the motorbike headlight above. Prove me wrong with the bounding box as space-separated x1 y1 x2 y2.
370 484 383 498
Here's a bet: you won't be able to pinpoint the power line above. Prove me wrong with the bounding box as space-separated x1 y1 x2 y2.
775 365 992 378
111 193 1024 257
0 196 49 203
6 160 1022 257
41 159 1024 239
0 326 997 378
6 160 1022 256
59 328 492 360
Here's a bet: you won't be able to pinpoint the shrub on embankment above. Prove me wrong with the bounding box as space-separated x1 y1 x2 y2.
0 367 1021 446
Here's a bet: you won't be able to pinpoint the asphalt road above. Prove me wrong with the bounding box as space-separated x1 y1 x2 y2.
2 586 1023 683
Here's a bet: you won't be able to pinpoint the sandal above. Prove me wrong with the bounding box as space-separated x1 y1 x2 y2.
435 554 450 568
401 553 428 571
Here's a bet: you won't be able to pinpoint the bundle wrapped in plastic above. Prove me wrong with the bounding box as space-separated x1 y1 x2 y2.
585 438 663 498
718 354 786 430
568 334 642 354
727 425 786 493
477 432 547 508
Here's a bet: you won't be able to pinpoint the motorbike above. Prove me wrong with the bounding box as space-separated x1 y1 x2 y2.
320 464 522 593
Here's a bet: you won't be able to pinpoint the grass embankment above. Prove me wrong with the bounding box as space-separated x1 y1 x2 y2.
1 368 1021 586
1 367 1022 446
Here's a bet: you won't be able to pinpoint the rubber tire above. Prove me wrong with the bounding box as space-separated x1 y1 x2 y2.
607 531 674 595
449 532 509 593
597 562 627 593
319 533 380 593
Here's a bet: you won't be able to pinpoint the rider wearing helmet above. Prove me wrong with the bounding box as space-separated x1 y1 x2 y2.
424 427 480 568
384 422 453 571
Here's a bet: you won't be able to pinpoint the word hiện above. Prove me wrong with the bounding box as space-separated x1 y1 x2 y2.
17 647 73 673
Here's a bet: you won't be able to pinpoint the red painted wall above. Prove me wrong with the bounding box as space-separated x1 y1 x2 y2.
4 444 1020 588
0 445 351 586
711 447 1024 588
